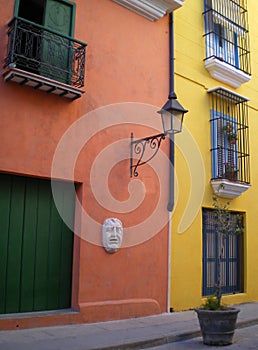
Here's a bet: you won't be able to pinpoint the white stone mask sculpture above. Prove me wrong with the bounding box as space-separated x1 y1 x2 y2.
102 218 123 253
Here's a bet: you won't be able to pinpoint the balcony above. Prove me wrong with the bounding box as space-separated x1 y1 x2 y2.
3 17 87 100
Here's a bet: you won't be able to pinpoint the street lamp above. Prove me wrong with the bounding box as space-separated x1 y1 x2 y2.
158 92 188 135
130 93 188 177
130 11 188 178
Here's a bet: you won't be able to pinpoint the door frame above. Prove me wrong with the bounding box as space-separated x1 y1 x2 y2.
14 0 76 37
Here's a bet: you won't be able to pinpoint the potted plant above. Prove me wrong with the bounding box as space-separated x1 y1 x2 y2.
224 162 238 181
223 122 238 144
195 194 244 346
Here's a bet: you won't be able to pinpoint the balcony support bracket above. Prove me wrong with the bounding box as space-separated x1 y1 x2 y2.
3 67 84 100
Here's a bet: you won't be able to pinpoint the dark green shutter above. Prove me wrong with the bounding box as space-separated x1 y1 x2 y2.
0 174 75 314
42 0 75 83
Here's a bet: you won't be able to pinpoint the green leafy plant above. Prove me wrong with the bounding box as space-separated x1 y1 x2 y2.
223 122 238 144
224 163 239 181
224 163 238 173
203 295 226 310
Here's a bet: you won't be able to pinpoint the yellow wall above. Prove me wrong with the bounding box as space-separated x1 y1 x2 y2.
171 0 258 311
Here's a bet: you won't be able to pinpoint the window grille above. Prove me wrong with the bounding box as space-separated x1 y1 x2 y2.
202 208 244 296
203 0 251 75
209 87 250 184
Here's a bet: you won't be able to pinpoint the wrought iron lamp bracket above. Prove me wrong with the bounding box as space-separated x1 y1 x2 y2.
130 132 166 177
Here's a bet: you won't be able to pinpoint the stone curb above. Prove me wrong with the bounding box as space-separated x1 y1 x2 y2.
90 331 201 350
237 318 258 329
92 318 258 350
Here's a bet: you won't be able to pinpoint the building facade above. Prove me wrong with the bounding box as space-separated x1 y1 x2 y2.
1 0 257 331
170 0 258 311
0 0 185 329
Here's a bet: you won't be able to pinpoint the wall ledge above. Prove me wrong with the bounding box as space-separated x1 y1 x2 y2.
211 179 251 199
205 57 251 88
112 0 184 21
79 298 161 322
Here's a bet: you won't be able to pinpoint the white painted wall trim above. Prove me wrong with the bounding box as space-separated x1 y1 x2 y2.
205 57 251 89
211 179 251 199
112 0 184 21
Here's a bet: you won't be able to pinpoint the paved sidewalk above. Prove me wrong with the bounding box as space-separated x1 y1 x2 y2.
0 302 258 350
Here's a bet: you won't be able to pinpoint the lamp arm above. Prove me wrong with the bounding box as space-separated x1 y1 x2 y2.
130 133 165 177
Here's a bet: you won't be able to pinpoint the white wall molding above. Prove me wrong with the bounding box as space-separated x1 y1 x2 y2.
112 0 184 21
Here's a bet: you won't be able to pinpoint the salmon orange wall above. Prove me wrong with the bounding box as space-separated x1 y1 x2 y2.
0 0 173 326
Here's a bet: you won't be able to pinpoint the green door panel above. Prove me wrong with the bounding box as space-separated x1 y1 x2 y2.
0 174 75 314
44 0 75 36
0 175 12 314
46 184 63 310
33 180 52 311
41 0 75 83
19 178 39 312
5 176 25 313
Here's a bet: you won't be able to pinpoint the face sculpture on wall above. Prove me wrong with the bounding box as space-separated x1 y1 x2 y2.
102 218 123 253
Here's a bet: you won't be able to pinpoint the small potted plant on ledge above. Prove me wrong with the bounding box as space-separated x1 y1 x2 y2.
224 162 239 181
195 194 244 346
223 122 238 145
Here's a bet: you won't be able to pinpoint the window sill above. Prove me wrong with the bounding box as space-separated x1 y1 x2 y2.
211 179 251 199
205 57 251 88
112 0 184 21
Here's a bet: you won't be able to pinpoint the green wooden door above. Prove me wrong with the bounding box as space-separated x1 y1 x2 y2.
41 0 75 83
0 174 75 314
44 0 75 36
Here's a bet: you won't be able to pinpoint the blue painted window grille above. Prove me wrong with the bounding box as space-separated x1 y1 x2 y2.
202 208 244 296
209 87 250 184
203 0 251 75
211 111 239 181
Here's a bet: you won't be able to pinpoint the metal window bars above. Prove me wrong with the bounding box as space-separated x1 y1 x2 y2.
209 87 250 184
203 0 251 75
202 208 244 296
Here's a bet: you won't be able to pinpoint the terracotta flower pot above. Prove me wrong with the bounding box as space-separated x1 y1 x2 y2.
225 170 238 181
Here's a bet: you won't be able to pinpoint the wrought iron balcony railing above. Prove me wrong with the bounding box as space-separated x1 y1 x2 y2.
4 17 87 90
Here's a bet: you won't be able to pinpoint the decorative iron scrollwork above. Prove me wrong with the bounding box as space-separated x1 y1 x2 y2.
130 132 166 177
4 17 86 88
